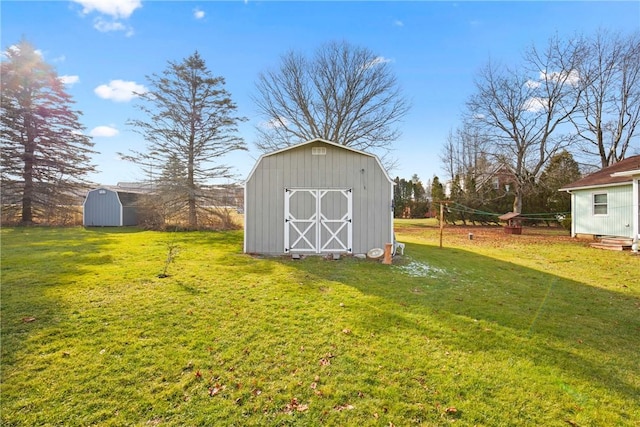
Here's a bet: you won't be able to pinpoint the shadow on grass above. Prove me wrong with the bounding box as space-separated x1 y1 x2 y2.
273 242 640 403
1 227 117 367
2 227 637 423
83 225 146 234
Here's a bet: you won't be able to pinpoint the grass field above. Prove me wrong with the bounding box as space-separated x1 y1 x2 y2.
1 221 639 426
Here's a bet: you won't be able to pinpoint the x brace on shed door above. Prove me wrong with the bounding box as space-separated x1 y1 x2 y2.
284 188 352 254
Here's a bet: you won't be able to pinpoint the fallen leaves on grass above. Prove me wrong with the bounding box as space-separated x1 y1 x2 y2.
319 352 335 366
21 317 36 323
334 403 355 411
208 383 225 397
283 398 308 413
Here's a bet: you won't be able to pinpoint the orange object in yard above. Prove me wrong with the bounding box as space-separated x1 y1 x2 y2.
383 243 393 264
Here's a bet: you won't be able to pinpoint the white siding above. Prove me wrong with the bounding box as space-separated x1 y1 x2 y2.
573 184 634 237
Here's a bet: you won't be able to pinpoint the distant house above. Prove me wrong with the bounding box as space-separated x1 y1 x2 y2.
83 187 141 227
559 155 640 240
244 138 394 255
444 164 516 197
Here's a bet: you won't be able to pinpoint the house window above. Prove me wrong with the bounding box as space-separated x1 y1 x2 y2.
98 189 107 195
312 147 326 155
593 193 608 215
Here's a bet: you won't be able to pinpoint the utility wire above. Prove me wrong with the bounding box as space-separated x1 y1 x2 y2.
444 201 570 222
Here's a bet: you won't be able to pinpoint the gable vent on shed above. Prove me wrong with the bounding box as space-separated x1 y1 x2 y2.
312 147 327 155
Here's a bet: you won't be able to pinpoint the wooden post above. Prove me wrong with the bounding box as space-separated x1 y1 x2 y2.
383 243 393 264
439 202 444 249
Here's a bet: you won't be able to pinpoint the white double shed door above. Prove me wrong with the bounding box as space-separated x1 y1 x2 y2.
284 188 352 254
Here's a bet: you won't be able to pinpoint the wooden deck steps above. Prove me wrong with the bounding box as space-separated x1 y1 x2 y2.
590 237 634 251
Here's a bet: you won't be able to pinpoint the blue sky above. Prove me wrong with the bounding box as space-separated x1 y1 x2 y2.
2 1 639 186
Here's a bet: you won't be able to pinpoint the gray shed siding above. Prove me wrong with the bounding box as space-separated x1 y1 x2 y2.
571 184 633 238
83 188 138 226
117 192 139 226
245 141 393 255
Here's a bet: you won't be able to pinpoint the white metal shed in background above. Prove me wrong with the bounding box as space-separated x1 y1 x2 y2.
244 138 394 255
83 187 139 227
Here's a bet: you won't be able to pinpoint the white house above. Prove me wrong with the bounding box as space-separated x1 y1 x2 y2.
559 155 640 241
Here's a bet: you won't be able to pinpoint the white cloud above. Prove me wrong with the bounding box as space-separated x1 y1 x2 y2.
94 80 146 102
363 56 393 70
522 97 548 113
524 70 580 94
93 17 134 36
194 8 205 19
73 0 142 19
4 45 67 64
261 117 289 129
59 75 80 86
90 125 119 137
94 17 125 32
525 79 540 89
4 45 44 58
393 19 403 27
540 69 580 86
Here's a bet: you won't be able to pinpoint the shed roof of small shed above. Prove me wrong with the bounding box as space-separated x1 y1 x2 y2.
86 187 141 207
498 212 520 221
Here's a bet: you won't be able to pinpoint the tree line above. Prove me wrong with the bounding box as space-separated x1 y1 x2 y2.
1 39 407 228
396 30 638 224
392 150 581 227
444 30 639 215
2 30 638 227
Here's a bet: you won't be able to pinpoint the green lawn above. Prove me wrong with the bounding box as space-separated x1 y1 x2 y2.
1 223 639 426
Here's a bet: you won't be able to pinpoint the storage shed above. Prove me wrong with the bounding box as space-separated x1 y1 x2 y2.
83 187 140 226
244 138 394 255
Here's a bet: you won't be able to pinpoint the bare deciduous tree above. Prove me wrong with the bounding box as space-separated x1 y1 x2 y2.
253 40 410 161
440 122 491 182
572 30 640 167
466 35 586 213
